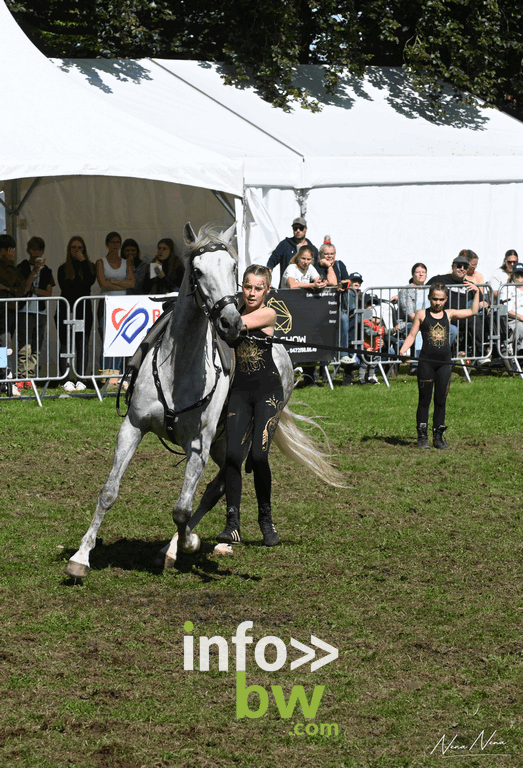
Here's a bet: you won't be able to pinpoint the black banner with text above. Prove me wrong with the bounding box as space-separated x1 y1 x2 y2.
267 289 339 364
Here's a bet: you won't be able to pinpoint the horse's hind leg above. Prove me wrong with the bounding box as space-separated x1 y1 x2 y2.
65 418 144 579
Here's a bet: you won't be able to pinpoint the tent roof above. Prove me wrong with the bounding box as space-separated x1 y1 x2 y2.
52 58 523 188
0 2 243 196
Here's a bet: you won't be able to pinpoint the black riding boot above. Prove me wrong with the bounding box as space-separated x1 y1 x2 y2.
258 503 280 547
417 423 430 449
216 507 242 544
433 425 450 450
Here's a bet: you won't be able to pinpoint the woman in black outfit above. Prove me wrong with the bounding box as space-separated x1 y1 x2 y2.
142 238 184 295
57 236 96 383
217 265 283 547
400 281 479 450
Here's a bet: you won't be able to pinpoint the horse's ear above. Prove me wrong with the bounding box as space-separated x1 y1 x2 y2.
184 223 196 245
221 222 236 244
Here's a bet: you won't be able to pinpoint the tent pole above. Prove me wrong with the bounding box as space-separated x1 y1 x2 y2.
234 195 246 275
4 179 20 245
15 177 42 216
212 190 235 218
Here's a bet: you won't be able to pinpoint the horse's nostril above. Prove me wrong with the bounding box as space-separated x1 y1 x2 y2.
221 317 230 329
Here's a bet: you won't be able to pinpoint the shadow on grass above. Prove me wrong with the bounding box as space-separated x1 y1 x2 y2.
59 537 250 584
361 435 413 447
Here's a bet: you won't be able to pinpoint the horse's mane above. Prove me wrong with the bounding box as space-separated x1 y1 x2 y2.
183 224 238 263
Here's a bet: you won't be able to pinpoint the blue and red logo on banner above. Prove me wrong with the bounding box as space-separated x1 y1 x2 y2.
103 296 166 356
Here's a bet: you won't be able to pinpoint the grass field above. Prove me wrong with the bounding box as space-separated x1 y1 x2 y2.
0 370 522 767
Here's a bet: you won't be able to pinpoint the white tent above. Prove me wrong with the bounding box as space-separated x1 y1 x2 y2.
51 57 523 286
0 1 243 272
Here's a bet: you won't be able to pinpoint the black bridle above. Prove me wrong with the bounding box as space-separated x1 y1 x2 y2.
188 243 239 333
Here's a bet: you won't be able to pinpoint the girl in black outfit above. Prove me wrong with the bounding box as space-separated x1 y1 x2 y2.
400 281 479 450
217 265 283 547
57 236 96 381
142 238 184 295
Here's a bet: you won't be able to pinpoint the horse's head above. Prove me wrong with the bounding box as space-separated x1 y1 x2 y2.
183 222 243 342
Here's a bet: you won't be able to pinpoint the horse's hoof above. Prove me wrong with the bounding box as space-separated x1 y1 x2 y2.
214 542 233 556
182 533 200 554
64 560 89 579
156 534 179 568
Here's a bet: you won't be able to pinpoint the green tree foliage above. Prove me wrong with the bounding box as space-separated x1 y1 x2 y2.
6 0 523 117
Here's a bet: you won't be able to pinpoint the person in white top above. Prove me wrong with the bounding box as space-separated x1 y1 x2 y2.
490 249 518 299
96 231 135 375
282 246 327 290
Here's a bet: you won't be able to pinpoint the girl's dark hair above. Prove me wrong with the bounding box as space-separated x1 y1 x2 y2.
121 238 141 269
428 283 448 299
158 238 175 257
105 231 122 246
156 238 183 288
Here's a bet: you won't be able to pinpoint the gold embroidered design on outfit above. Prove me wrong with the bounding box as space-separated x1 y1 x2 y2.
236 339 265 373
262 396 285 451
428 322 447 348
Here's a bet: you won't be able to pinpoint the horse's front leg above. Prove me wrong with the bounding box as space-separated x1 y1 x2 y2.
65 418 145 579
159 434 212 568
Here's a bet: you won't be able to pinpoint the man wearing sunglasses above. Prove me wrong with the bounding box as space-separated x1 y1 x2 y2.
427 254 486 358
267 216 318 288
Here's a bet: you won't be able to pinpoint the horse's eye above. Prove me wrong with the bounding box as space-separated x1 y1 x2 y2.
193 267 203 280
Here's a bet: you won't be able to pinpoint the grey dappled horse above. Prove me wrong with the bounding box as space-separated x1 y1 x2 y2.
65 223 339 580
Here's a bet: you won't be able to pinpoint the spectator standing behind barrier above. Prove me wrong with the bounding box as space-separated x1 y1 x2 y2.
490 250 518 299
267 217 319 288
315 238 354 381
142 238 184 295
16 236 55 388
464 251 484 285
426 254 483 355
57 236 96 390
283 246 327 387
0 234 24 396
96 231 135 381
357 305 384 385
342 272 364 385
122 238 147 295
282 246 326 290
397 263 427 375
505 263 523 353
400 281 480 450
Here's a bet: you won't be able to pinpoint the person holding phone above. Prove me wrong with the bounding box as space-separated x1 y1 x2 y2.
142 238 184 295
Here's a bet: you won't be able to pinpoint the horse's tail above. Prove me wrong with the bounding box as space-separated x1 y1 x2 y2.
272 406 346 488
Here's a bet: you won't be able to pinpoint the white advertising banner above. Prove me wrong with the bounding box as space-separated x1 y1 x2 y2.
102 295 173 357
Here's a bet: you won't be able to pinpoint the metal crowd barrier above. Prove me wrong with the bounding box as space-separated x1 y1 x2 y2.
496 283 523 378
0 296 69 406
1 284 522 406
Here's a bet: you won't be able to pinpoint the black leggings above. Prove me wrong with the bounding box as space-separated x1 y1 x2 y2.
225 383 284 511
416 359 452 428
